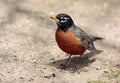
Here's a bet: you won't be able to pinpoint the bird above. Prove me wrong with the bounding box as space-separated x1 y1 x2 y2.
50 13 103 69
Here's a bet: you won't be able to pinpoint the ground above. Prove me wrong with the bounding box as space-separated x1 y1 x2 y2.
0 0 120 83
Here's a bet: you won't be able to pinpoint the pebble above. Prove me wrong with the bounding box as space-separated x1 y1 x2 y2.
96 66 101 70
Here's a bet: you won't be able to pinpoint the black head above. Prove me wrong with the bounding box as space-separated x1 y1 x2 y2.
50 13 74 31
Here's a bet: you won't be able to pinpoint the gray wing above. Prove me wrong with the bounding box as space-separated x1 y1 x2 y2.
69 26 97 51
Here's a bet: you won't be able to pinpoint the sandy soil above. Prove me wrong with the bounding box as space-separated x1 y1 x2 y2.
0 0 120 83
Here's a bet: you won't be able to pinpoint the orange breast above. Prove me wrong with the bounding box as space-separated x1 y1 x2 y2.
55 29 86 55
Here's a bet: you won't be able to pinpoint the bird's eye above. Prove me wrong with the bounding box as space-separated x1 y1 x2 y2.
60 17 68 23
61 19 66 23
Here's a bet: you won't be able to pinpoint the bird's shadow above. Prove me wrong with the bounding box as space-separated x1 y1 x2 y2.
49 50 102 72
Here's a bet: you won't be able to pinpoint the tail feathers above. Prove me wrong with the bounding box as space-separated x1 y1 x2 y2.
93 37 103 41
91 36 103 41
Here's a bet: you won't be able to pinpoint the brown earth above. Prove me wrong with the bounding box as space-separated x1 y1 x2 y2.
0 0 120 83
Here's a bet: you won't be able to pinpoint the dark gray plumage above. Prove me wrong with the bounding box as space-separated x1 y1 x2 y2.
68 24 102 51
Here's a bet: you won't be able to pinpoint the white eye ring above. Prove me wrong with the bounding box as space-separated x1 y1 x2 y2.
60 17 69 23
60 17 69 20
60 17 64 19
64 17 69 20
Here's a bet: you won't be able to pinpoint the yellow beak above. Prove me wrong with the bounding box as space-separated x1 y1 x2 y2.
50 16 59 22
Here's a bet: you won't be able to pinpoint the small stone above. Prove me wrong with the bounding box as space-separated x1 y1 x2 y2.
52 73 56 77
44 76 50 79
29 78 34 81
52 61 56 64
44 67 46 69
96 66 101 70
14 59 17 61
50 58 55 60
20 77 24 79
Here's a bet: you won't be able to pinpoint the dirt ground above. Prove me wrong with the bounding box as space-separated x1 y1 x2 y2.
0 0 120 83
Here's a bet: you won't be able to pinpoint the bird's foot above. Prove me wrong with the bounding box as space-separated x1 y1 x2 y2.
60 63 69 69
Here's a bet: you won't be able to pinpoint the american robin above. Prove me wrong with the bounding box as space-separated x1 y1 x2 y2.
50 13 103 68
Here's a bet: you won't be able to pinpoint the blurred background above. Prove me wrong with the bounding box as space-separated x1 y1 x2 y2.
0 0 120 83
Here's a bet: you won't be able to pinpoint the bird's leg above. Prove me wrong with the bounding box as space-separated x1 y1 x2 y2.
63 54 72 69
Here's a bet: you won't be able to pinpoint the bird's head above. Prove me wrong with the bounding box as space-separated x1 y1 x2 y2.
50 13 74 31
